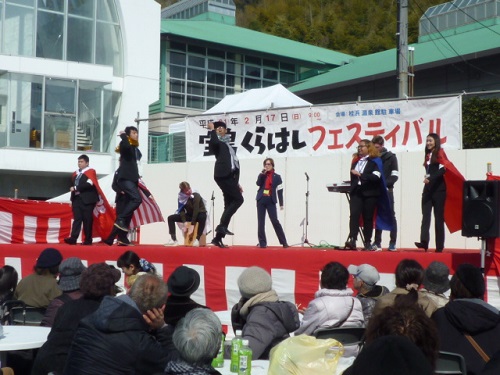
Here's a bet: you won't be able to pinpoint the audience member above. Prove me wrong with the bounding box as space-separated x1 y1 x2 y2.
231 266 299 359
117 250 156 291
296 262 364 335
32 263 121 375
163 308 223 375
348 263 389 323
41 257 86 326
421 261 449 308
14 247 63 308
164 266 208 326
365 292 440 368
432 263 500 375
373 259 437 317
343 335 434 375
0 265 18 305
64 274 171 375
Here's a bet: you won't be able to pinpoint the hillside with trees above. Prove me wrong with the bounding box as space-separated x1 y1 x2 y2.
156 0 449 56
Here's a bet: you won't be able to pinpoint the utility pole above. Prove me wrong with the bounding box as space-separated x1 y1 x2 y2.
397 0 409 98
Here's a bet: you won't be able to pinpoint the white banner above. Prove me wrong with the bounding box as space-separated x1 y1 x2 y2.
186 96 462 161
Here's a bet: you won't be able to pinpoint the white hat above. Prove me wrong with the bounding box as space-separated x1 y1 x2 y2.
348 264 380 286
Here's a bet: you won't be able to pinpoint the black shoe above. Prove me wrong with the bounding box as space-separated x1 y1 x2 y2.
211 238 228 248
64 237 77 245
82 241 92 246
283 244 290 248
114 219 129 232
257 243 267 248
344 240 356 250
117 240 134 246
216 225 234 236
414 241 428 252
102 238 114 246
436 248 444 253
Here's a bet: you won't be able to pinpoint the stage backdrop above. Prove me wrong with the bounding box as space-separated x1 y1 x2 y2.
186 96 462 161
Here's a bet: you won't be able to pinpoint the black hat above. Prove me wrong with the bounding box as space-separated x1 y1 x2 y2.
455 263 485 298
36 248 63 269
344 336 434 375
167 266 200 297
423 261 450 294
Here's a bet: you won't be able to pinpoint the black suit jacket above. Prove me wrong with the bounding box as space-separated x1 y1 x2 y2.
208 130 238 178
116 133 141 182
256 172 284 206
70 172 98 205
349 158 381 197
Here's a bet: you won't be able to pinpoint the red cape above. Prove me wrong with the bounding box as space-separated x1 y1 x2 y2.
437 150 465 233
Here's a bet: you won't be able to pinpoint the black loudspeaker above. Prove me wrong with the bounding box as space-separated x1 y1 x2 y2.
462 180 500 238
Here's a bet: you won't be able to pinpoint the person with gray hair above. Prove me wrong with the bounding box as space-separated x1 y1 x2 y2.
64 274 172 375
163 308 223 374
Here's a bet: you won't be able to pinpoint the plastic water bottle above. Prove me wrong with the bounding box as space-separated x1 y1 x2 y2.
211 333 225 368
230 330 243 372
238 339 252 375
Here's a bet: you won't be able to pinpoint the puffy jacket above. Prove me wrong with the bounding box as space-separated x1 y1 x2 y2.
432 299 500 375
64 295 172 375
295 288 365 336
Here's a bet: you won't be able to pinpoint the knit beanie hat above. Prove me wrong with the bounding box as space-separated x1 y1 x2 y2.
238 266 272 299
36 248 63 269
344 335 434 375
454 263 485 298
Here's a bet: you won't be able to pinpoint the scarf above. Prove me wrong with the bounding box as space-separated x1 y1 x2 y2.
115 136 139 153
219 134 239 170
240 289 279 318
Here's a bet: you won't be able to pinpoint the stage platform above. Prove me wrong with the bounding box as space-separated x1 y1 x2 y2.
0 243 486 311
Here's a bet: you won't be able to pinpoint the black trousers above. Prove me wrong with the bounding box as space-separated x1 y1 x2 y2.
116 179 142 221
348 191 378 245
214 172 244 239
70 196 95 243
105 193 131 243
257 196 287 246
167 212 207 240
374 189 397 245
419 189 446 250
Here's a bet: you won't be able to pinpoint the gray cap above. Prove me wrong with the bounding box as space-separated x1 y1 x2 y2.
58 257 86 292
423 261 450 294
348 264 380 286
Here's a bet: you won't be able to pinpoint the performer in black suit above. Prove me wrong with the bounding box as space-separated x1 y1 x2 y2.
207 121 244 248
346 140 384 251
113 126 142 233
65 154 99 245
256 158 289 248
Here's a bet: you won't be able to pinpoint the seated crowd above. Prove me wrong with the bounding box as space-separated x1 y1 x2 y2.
1 247 500 375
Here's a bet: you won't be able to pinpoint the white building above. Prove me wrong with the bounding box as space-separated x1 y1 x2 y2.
0 0 160 199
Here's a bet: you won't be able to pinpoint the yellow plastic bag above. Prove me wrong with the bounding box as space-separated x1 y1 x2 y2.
268 334 344 375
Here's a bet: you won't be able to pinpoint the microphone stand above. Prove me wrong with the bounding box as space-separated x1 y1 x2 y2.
211 191 215 240
304 172 311 246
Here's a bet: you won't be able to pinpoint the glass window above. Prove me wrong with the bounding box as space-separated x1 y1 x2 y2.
45 78 76 114
8 0 34 6
168 93 184 107
263 59 279 69
187 68 204 82
187 81 204 96
281 62 295 72
208 59 224 71
188 55 205 68
206 97 218 110
207 85 224 99
207 48 225 59
244 77 260 90
36 10 64 59
169 65 185 79
0 76 8 148
169 79 185 93
37 0 64 11
78 81 104 152
96 22 123 76
207 71 224 85
44 113 76 150
169 51 185 65
97 0 118 22
245 55 261 65
67 16 93 63
4 4 35 56
280 71 296 84
170 41 186 52
187 95 204 109
68 0 94 17
245 65 261 78
263 69 278 81
187 45 205 55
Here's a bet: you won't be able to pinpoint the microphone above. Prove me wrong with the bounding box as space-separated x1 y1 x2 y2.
305 172 310 181
211 190 214 200
261 169 266 174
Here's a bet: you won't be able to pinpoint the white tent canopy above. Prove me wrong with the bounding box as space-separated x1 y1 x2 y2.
169 84 312 133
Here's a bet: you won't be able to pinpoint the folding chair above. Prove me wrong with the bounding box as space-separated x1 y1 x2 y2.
435 351 467 374
313 326 366 353
1 300 46 326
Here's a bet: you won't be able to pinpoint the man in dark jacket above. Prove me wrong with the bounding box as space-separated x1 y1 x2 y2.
64 154 99 245
64 274 173 375
432 264 500 375
231 266 300 359
207 121 244 248
372 136 399 251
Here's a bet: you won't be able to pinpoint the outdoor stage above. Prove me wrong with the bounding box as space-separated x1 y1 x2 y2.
0 243 490 311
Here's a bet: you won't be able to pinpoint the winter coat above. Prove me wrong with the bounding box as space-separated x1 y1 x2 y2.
163 359 222 375
432 299 500 375
32 297 101 375
296 288 365 336
373 287 438 317
356 285 390 323
64 295 172 375
231 290 300 359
